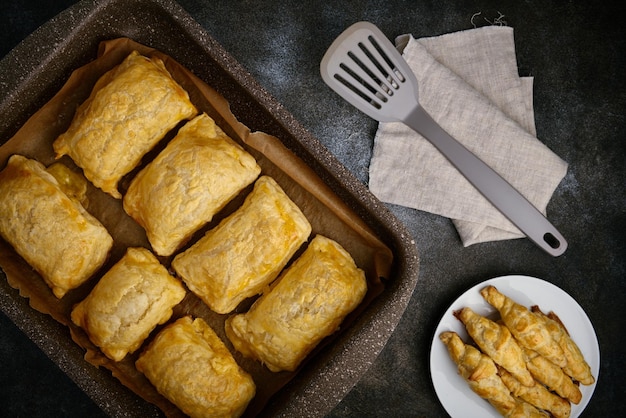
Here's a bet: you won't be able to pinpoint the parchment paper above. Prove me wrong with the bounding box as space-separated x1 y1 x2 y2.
0 38 393 417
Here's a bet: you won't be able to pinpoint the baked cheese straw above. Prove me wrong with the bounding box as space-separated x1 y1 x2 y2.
498 366 571 418
522 347 582 404
439 332 548 418
532 307 595 385
480 286 566 368
457 307 534 387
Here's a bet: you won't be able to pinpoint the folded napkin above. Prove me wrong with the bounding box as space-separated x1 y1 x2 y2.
368 26 568 246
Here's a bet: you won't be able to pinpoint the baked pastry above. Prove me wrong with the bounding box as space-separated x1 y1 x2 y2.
522 346 582 404
136 316 256 418
498 366 571 418
53 51 197 198
123 113 261 256
45 162 89 206
71 247 186 361
225 235 367 372
0 155 113 298
456 307 534 387
532 307 594 385
172 176 311 314
439 331 516 415
439 332 548 418
506 400 550 418
480 286 566 368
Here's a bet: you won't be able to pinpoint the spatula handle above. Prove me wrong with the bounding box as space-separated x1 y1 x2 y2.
406 105 567 256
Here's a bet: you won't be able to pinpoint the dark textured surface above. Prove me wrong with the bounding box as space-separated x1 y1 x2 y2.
1 0 625 417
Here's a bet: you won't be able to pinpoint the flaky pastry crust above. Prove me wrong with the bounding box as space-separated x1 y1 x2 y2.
172 176 311 314
481 285 566 368
532 307 594 385
439 332 548 418
0 155 113 298
71 247 186 361
498 365 571 418
457 307 535 387
136 316 256 418
53 51 197 198
522 346 582 404
124 113 260 256
225 235 367 372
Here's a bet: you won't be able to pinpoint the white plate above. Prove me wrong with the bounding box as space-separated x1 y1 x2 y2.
430 275 599 418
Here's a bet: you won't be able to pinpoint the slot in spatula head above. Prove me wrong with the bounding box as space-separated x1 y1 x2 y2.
320 21 420 122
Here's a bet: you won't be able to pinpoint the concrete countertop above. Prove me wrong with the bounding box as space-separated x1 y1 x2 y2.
1 0 624 417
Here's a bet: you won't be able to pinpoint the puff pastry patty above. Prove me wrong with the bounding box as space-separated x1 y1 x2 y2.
71 247 186 361
123 113 261 256
136 316 256 418
225 235 367 372
172 175 311 314
53 51 197 198
0 155 113 298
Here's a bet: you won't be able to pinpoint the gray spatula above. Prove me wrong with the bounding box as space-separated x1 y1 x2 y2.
320 21 567 256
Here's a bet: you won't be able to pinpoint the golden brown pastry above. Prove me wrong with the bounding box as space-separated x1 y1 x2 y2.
225 235 367 372
136 316 256 418
172 176 311 314
71 247 186 361
53 51 197 198
439 332 548 418
498 366 571 418
532 307 594 385
457 307 534 387
522 346 583 404
480 286 566 368
0 155 113 298
123 113 261 256
45 162 89 207
507 401 550 418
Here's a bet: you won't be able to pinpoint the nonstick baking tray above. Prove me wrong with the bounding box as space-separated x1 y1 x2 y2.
0 0 419 416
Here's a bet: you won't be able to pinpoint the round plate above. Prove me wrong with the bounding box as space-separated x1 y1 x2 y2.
430 275 599 418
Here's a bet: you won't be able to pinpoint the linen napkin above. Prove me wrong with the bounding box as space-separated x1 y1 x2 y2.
368 26 568 246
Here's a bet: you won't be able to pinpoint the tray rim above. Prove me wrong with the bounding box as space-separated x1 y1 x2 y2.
0 0 420 416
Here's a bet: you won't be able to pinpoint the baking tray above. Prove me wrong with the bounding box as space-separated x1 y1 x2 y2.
0 0 420 416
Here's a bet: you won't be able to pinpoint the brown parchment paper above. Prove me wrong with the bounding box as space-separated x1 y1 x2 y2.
0 38 393 417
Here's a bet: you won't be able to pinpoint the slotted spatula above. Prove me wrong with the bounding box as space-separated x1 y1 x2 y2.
320 21 567 256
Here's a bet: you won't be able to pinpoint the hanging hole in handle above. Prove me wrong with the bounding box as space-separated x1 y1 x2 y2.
543 232 561 249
